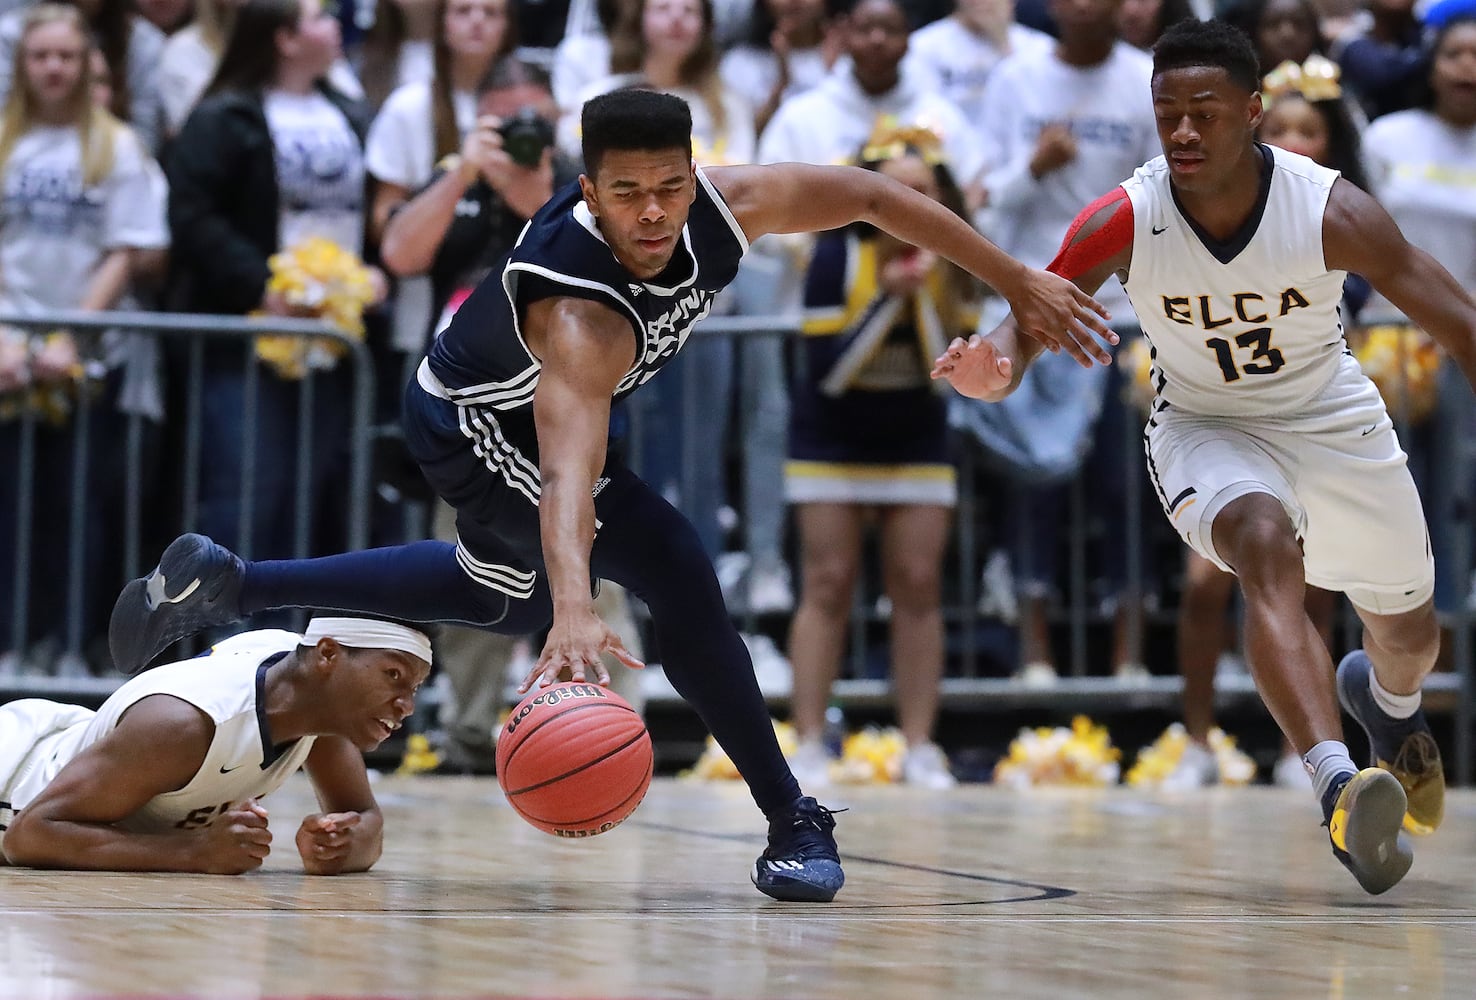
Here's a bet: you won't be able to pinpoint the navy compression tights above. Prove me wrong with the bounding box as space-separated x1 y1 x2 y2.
240 470 801 818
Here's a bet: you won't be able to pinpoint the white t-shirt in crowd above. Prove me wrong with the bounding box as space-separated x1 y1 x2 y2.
364 80 478 351
263 90 366 254
904 19 1052 125
1362 109 1476 315
719 45 832 112
975 42 1159 318
364 80 479 188
160 25 365 136
758 62 986 184
551 32 611 114
396 39 436 92
0 124 168 314
159 25 218 135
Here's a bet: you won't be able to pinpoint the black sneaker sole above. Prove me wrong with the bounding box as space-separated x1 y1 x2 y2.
109 534 241 675
751 860 845 902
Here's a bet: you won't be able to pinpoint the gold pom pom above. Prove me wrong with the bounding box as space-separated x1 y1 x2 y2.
255 237 377 380
1262 55 1343 106
684 719 799 781
1125 723 1257 788
993 715 1121 788
1353 324 1441 423
1120 334 1157 415
835 726 908 784
396 733 442 776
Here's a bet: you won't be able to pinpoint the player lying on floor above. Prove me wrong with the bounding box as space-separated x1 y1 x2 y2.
0 618 430 874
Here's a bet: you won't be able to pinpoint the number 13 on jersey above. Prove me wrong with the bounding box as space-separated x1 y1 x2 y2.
1205 326 1286 382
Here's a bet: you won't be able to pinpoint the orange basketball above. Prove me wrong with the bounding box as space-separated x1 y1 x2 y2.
495 682 653 837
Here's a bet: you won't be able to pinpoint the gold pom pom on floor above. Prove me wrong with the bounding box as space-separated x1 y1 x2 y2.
993 716 1121 789
1125 723 1258 788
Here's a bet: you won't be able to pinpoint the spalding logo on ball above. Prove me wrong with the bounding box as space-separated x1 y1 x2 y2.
496 682 654 837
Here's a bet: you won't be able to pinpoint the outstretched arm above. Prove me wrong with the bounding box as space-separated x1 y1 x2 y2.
707 162 1118 366
521 296 646 692
3 697 272 874
933 188 1135 400
1324 178 1476 387
298 735 382 875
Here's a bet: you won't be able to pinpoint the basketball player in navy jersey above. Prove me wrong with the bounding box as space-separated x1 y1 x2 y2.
933 19 1476 894
110 88 1111 903
2 619 430 874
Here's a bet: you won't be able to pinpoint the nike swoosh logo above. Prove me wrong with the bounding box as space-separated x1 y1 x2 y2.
1361 425 1377 436
219 764 244 774
1151 225 1167 235
145 570 201 610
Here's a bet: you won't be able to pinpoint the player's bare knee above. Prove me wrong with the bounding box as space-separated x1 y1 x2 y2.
1364 603 1439 666
1214 510 1302 590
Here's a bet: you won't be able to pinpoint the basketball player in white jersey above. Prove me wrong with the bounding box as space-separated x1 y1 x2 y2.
932 19 1476 895
0 618 431 875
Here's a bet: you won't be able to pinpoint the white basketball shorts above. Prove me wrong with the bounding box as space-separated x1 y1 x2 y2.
1144 354 1434 615
0 699 93 830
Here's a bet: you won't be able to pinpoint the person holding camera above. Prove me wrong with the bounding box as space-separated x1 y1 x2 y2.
381 57 568 337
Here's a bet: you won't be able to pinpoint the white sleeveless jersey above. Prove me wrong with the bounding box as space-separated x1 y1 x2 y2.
1121 145 1349 417
1 630 317 836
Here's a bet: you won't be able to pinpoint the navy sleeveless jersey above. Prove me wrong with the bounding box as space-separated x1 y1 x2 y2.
422 165 748 467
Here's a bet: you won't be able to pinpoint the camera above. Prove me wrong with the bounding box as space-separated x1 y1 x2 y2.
498 107 555 168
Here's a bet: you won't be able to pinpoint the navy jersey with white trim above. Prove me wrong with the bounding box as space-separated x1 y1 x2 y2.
425 165 748 456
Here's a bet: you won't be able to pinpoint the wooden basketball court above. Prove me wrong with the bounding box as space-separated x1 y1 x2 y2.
3 776 1473 999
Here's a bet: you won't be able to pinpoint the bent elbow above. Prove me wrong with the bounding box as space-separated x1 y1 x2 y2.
2 814 50 867
378 235 428 279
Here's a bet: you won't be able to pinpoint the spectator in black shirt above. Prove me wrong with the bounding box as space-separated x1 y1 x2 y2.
381 56 575 342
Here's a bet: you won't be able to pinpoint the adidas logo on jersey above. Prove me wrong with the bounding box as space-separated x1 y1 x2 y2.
628 283 644 296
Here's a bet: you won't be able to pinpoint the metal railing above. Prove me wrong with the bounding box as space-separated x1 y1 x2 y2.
640 314 1475 781
0 308 1469 780
0 309 376 680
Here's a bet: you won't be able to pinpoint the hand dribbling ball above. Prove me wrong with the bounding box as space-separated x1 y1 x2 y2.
496 682 654 837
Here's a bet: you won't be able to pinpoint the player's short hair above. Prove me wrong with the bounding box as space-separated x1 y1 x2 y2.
581 89 693 177
1152 19 1262 93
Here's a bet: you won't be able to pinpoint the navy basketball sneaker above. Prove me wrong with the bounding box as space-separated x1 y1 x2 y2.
1336 649 1445 835
751 797 845 902
110 534 245 674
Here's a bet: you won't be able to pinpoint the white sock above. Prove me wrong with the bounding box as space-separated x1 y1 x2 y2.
1304 740 1357 805
1369 668 1421 720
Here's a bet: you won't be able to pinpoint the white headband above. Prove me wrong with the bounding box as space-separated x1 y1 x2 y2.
300 617 433 666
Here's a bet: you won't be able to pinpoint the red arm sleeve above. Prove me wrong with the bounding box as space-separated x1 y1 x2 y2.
1045 188 1134 282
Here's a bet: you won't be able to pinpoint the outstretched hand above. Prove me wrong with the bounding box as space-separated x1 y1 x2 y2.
1004 268 1116 367
519 606 645 694
930 335 1014 399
